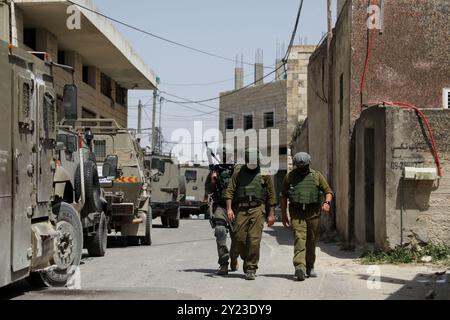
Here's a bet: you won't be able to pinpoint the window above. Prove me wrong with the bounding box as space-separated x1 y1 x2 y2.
23 29 37 50
225 117 234 130
264 112 275 128
444 88 450 109
100 73 112 98
185 170 197 182
83 66 96 88
339 73 344 126
43 92 56 140
116 84 127 107
279 147 288 155
244 114 253 130
58 51 66 65
151 158 165 174
94 140 107 161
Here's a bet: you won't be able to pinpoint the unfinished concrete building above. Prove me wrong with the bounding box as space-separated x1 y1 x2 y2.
292 0 450 248
219 45 315 199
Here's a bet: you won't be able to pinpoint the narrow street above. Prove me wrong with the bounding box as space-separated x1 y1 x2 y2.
2 219 448 300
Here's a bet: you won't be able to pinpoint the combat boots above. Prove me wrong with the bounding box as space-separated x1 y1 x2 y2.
217 265 229 276
295 269 306 281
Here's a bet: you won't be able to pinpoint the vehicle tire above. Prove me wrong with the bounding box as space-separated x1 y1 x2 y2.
169 218 180 229
140 207 152 246
87 211 108 257
169 206 180 229
28 202 83 287
161 216 169 227
127 236 140 246
75 160 102 217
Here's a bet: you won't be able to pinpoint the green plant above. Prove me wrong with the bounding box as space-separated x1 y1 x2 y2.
359 244 450 265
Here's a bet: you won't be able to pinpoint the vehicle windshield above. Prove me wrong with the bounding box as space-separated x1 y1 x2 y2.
185 170 197 182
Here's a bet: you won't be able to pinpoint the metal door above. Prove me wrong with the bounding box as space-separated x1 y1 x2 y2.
11 64 35 272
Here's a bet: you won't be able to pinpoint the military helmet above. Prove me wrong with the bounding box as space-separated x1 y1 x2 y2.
293 152 311 168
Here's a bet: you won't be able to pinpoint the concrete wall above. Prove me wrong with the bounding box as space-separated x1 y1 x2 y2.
332 0 352 240
286 46 316 142
354 107 387 248
355 107 450 249
0 3 9 42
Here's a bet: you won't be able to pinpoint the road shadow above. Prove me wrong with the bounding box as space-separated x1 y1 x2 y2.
181 269 247 280
260 274 296 281
358 271 449 300
263 226 293 246
0 279 44 300
317 242 361 260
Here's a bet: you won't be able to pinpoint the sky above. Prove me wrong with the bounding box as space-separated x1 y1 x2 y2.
93 0 337 161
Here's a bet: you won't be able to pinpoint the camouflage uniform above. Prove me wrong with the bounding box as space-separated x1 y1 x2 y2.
205 167 238 268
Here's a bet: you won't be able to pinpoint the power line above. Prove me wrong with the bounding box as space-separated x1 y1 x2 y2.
66 0 274 70
161 0 304 105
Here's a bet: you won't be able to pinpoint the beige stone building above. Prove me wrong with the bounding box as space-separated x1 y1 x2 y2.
219 45 315 199
0 0 157 128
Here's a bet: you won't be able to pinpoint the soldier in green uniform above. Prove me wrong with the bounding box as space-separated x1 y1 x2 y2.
225 148 276 280
205 148 239 275
281 152 334 281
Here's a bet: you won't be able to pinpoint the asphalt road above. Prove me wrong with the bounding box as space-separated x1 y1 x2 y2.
1 218 449 300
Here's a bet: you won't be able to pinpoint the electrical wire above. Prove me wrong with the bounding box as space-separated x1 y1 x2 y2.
66 0 274 70
379 101 442 177
161 0 304 105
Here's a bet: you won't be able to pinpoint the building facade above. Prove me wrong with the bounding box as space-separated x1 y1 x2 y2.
219 45 315 200
292 0 450 248
1 0 157 128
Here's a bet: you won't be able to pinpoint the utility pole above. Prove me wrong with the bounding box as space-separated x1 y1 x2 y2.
159 96 163 153
151 90 158 154
137 99 142 136
327 0 332 60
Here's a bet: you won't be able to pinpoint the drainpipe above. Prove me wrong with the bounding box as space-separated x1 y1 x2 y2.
9 0 18 47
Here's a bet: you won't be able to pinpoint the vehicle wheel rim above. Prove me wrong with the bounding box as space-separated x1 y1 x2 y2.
55 221 75 270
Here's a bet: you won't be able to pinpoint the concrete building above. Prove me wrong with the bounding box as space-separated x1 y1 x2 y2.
292 0 450 248
219 45 315 199
0 0 157 127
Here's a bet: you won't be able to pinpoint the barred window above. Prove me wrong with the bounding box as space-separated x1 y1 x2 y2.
94 140 107 161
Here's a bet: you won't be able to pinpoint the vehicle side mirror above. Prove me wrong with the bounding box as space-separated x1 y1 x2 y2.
103 155 119 178
63 84 78 123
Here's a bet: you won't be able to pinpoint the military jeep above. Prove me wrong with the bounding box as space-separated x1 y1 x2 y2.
76 119 152 246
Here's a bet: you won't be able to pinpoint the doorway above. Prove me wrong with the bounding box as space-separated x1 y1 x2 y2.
364 128 375 243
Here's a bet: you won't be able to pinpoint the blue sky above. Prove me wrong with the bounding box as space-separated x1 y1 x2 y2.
93 0 337 156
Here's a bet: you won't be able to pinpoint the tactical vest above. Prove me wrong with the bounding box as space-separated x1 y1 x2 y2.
288 170 323 206
236 168 266 202
216 168 233 200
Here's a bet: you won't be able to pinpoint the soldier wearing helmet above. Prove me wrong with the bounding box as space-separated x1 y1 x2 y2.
224 148 276 280
205 144 239 275
281 152 334 281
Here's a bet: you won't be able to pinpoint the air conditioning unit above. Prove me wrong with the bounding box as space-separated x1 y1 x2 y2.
443 88 450 109
403 167 438 181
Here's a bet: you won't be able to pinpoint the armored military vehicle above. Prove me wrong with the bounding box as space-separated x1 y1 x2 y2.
179 164 210 217
144 153 183 228
0 40 83 288
55 119 108 257
76 119 152 246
